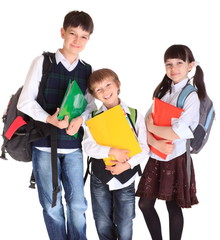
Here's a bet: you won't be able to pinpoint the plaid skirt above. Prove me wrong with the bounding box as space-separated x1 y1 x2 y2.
136 153 199 208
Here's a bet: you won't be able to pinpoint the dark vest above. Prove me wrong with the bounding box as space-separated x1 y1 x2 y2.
33 60 92 149
91 158 142 184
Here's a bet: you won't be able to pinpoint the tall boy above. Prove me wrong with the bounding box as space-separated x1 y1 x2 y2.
17 10 95 240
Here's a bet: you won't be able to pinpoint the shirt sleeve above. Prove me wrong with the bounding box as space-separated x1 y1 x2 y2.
82 109 149 166
127 111 149 169
172 91 200 139
83 123 111 159
81 91 97 123
17 55 50 122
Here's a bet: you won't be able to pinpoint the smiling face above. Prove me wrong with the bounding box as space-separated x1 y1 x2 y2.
60 26 90 63
165 58 194 84
92 77 120 109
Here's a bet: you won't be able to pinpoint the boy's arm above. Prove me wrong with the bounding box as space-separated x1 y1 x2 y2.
18 55 70 129
83 125 111 159
106 111 149 175
127 111 149 168
105 162 131 175
81 91 97 123
66 91 97 136
17 55 50 122
83 125 129 161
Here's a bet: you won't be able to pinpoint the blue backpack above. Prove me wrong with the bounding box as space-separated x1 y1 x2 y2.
177 84 215 154
177 83 215 186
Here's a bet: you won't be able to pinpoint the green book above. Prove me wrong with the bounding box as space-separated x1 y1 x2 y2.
58 80 87 137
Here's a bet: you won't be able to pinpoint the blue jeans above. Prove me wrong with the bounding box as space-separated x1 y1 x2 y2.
90 175 135 240
32 148 87 240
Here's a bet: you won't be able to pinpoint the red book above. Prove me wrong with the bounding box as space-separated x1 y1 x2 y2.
149 97 184 159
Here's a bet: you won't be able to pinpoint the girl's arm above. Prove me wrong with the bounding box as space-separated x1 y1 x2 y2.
147 131 174 155
146 91 200 141
146 113 180 140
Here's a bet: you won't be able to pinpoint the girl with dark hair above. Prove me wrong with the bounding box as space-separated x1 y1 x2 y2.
136 44 206 240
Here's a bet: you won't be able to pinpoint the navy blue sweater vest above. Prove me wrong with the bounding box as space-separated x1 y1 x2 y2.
33 60 92 149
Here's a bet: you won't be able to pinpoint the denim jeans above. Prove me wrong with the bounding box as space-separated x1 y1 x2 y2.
32 148 87 240
90 174 135 240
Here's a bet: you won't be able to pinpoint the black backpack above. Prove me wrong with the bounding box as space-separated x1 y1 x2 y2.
1 52 60 207
1 52 55 162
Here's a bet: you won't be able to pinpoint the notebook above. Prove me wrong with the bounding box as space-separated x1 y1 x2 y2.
58 80 87 137
86 105 142 166
149 97 184 159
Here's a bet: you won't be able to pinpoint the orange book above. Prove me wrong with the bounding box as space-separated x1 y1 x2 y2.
150 97 184 159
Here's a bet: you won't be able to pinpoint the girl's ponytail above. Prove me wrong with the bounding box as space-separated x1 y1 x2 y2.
152 75 172 99
192 65 207 100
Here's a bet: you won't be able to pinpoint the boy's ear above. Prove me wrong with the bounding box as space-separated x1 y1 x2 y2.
60 28 65 38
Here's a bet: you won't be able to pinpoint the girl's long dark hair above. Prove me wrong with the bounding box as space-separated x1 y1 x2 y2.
153 44 207 100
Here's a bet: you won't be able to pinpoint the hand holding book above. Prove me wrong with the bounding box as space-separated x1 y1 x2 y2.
147 130 174 156
148 98 184 159
108 148 130 165
86 105 142 166
57 80 87 137
58 80 87 121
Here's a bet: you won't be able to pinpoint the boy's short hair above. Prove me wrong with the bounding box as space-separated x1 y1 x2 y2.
63 10 94 34
88 68 121 95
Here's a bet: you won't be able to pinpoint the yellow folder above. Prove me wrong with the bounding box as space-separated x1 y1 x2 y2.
86 105 142 166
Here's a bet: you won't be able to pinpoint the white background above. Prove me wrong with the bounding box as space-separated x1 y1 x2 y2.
0 0 219 239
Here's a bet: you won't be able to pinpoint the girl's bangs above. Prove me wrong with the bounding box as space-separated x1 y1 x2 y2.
164 45 187 62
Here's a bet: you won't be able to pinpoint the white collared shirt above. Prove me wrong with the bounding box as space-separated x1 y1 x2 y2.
148 78 200 161
17 50 95 123
17 49 96 153
83 100 149 190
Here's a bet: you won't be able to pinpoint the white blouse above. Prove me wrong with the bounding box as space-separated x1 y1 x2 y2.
148 78 200 161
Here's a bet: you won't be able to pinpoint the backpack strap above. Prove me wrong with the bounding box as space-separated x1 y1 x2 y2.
84 110 102 184
0 142 7 160
41 52 60 207
37 52 56 103
127 107 137 135
127 107 142 175
91 110 98 117
84 156 92 184
177 83 197 188
28 52 60 207
29 170 36 189
177 84 197 109
50 125 60 207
